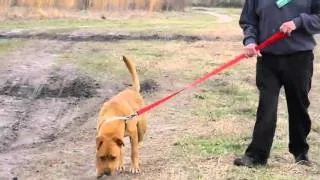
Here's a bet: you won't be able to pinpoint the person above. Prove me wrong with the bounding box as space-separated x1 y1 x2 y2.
234 0 320 167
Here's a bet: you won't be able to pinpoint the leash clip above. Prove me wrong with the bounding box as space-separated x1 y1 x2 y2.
124 112 138 121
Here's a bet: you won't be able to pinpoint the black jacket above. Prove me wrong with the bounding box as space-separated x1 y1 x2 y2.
240 0 320 54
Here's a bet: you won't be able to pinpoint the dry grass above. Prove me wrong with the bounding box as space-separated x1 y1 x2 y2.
0 11 222 37
0 0 189 19
0 0 187 12
0 0 8 12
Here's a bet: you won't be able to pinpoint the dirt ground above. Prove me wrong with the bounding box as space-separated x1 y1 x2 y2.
0 37 319 180
0 9 319 180
0 38 201 179
0 40 101 179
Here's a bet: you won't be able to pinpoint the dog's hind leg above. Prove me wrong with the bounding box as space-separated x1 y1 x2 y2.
137 114 148 143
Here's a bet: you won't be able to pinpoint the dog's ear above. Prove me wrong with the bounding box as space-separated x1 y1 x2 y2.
96 136 104 150
113 137 124 147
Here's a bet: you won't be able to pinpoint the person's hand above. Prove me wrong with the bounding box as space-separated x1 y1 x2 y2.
280 21 296 36
244 43 261 58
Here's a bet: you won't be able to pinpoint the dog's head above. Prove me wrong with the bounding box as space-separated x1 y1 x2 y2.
96 135 124 177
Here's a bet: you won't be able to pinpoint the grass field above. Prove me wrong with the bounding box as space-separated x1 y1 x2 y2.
0 8 319 179
0 8 241 36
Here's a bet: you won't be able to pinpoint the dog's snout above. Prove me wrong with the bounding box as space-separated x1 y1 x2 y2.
104 170 111 176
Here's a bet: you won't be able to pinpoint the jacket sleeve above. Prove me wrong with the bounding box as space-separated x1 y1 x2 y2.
239 0 259 46
293 0 320 34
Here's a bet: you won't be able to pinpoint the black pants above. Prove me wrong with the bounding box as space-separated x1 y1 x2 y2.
245 51 314 161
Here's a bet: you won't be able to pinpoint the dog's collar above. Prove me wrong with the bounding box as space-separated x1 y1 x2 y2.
97 113 138 132
104 112 138 123
104 116 130 123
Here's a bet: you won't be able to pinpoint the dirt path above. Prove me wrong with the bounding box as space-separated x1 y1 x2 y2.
191 7 233 23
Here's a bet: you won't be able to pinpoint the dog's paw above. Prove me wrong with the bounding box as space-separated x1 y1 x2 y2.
116 165 125 173
96 173 103 179
129 166 141 174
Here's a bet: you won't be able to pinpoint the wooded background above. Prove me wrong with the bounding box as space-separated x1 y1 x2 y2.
0 0 245 11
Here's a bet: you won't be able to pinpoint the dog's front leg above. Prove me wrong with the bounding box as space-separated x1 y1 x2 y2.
129 131 140 173
117 147 125 172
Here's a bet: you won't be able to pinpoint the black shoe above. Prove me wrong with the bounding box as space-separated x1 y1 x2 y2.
295 154 311 166
234 155 267 167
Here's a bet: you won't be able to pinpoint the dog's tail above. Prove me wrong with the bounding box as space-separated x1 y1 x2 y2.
123 56 140 92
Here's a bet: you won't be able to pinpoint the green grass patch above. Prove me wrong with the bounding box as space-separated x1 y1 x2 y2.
272 140 287 150
0 39 25 54
175 136 247 156
192 81 257 121
55 40 183 81
0 12 217 34
57 47 125 80
226 167 310 180
214 7 242 15
124 41 175 59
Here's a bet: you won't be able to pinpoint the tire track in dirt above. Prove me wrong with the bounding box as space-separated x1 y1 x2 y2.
0 40 115 179
0 41 56 153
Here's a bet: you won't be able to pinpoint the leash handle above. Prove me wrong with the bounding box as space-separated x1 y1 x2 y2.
135 32 288 117
256 32 288 50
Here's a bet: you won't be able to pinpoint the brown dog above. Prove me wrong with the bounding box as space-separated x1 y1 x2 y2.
95 56 147 178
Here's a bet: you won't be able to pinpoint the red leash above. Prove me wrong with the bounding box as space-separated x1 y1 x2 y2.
131 32 288 118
